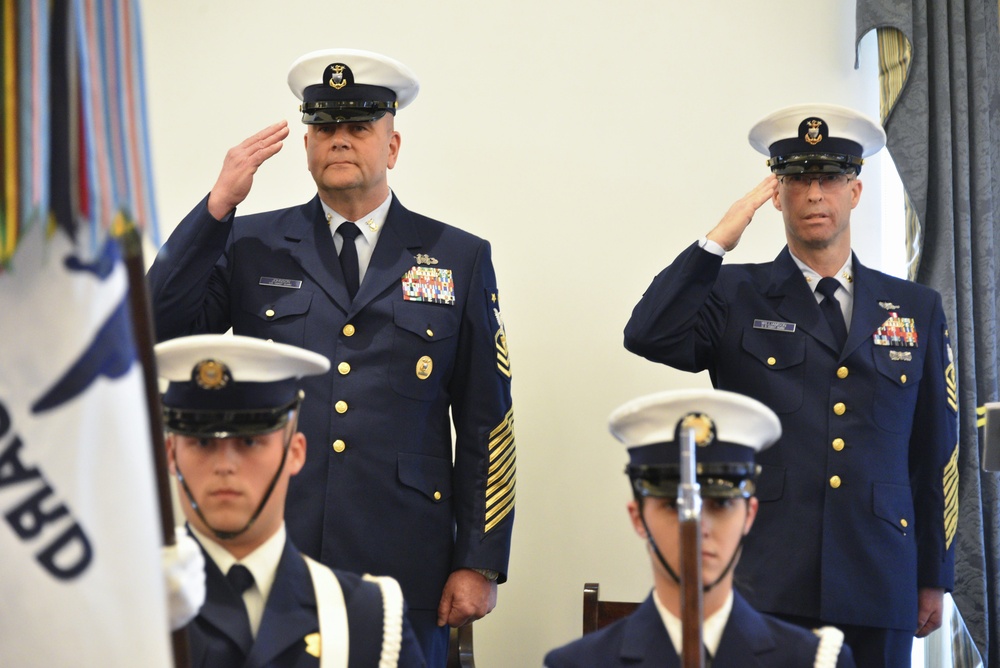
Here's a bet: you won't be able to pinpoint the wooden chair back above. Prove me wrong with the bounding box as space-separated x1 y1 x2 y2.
582 582 640 634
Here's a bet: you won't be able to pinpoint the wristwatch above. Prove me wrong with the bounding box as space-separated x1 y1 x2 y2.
471 568 499 582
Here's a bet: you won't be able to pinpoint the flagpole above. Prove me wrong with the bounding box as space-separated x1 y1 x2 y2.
115 219 191 668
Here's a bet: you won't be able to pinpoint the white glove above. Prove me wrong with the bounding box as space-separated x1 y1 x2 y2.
162 527 205 630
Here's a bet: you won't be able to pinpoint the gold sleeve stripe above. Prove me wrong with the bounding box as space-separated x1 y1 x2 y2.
487 444 515 487
485 482 515 533
486 463 515 509
976 404 987 429
942 441 959 550
485 408 516 534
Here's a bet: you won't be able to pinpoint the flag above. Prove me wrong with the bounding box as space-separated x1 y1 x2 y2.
0 0 171 664
0 225 172 666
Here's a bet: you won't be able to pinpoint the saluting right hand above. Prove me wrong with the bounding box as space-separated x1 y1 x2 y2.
206 121 290 220
705 174 778 252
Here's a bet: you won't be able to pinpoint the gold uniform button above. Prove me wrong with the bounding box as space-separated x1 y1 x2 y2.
338 362 351 375
833 402 846 416
767 357 776 366
343 324 355 337
900 374 907 384
265 309 275 318
433 491 442 501
832 438 845 451
900 518 908 528
335 401 348 414
426 329 434 337
332 440 346 453
829 475 842 489
837 366 849 379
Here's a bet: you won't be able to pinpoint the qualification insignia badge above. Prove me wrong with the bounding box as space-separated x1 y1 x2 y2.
400 267 455 305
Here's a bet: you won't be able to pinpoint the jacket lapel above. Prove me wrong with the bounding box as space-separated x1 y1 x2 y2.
767 247 841 352
844 253 889 358
349 195 423 315
618 595 680 667
712 593 778 667
285 196 354 312
244 540 319 668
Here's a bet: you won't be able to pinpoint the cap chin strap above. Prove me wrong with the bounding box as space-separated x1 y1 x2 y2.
639 511 744 594
176 407 300 541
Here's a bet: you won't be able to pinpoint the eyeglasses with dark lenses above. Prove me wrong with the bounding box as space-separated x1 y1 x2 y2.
780 173 854 193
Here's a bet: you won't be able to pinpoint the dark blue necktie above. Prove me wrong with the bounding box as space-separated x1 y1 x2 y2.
337 222 362 300
226 564 255 595
817 277 847 350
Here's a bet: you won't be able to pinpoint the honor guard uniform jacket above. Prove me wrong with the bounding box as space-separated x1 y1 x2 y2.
188 533 425 667
544 591 856 668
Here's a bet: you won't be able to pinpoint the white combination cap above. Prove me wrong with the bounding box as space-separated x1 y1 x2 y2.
287 48 419 124
748 103 886 174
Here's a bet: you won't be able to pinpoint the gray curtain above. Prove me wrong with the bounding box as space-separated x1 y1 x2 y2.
856 1 1000 665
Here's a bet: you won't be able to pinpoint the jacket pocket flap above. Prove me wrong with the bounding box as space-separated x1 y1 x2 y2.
393 302 458 341
243 289 313 321
398 452 453 501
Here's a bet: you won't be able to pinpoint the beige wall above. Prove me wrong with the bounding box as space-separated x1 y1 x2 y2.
141 2 886 664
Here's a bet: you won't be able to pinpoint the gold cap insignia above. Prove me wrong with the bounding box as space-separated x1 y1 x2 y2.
326 64 347 90
194 359 230 390
679 412 715 447
804 119 823 145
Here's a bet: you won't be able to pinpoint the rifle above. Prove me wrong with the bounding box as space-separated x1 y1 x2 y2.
678 423 705 668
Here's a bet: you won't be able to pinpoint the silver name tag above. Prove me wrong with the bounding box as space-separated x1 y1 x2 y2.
753 319 796 333
259 277 302 289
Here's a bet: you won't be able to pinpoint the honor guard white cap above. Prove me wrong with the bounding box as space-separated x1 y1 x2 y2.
610 389 781 499
156 334 330 438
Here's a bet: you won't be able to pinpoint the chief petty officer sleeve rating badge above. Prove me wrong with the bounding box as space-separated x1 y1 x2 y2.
492 293 511 379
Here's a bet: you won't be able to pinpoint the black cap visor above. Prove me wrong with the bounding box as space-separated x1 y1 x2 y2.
768 152 864 175
163 400 298 438
628 463 759 499
300 100 396 124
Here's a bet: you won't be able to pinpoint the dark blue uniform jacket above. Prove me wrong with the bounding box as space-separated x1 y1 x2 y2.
544 592 856 667
188 534 425 667
624 243 957 630
148 194 515 617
